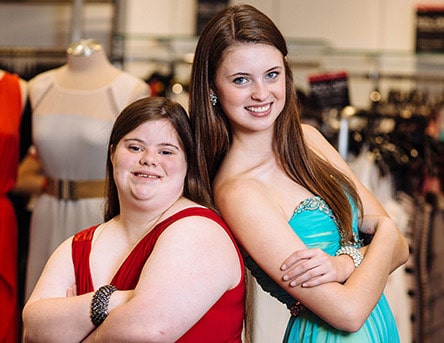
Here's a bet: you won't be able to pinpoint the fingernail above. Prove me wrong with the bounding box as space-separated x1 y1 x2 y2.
281 264 287 271
283 275 288 281
290 281 296 287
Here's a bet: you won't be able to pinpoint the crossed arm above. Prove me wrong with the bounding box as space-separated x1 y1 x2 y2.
281 125 408 287
214 125 409 332
22 216 242 342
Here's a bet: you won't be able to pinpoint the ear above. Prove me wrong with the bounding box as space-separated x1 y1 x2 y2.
109 144 115 163
210 83 218 93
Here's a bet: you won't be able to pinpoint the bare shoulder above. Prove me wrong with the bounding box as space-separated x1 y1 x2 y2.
302 123 341 162
171 213 226 235
164 204 230 240
215 174 267 206
301 123 321 136
155 208 240 268
302 123 329 148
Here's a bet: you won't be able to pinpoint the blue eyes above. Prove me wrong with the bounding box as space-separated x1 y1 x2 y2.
233 77 248 85
266 71 278 80
232 71 279 85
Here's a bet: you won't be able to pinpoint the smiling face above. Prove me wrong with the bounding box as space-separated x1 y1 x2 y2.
111 118 187 205
213 43 286 134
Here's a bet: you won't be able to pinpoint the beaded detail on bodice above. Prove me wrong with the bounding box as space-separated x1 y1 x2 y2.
294 196 339 226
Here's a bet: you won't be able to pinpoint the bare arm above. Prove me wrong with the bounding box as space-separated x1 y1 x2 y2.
280 125 409 287
302 124 409 272
24 216 241 342
12 147 46 196
215 173 403 332
83 216 241 342
22 238 97 342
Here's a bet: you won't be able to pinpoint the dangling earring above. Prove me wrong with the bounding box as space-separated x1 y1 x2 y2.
210 93 218 106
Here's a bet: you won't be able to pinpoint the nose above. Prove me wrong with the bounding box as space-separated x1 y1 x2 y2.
139 151 157 166
251 81 268 101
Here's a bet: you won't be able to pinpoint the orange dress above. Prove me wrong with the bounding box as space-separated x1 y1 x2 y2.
72 207 245 342
0 71 22 343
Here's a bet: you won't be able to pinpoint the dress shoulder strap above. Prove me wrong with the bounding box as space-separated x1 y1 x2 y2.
109 207 228 290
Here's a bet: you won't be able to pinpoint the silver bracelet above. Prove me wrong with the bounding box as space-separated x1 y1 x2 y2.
90 285 118 327
335 245 364 268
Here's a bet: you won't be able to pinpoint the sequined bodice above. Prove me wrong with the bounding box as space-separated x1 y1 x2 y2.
294 196 339 225
245 196 359 309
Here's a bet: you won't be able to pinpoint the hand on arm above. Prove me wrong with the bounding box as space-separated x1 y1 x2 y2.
303 124 409 274
215 177 398 332
280 248 355 287
83 216 241 342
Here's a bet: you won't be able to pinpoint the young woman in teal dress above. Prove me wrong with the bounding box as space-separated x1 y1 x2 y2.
189 4 410 342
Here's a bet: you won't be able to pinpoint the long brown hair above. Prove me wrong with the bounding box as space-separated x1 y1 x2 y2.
104 96 213 221
189 4 361 243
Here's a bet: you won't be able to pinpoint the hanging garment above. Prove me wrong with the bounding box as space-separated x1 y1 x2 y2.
0 71 22 343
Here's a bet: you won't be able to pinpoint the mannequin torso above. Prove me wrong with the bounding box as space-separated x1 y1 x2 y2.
55 40 121 90
22 39 150 299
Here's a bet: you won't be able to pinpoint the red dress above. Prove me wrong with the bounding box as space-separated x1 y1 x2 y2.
72 207 245 342
0 71 22 343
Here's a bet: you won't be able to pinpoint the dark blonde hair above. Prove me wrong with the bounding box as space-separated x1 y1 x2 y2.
189 4 361 242
104 96 213 221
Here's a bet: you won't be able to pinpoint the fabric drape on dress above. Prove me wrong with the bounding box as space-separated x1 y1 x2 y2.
72 207 245 343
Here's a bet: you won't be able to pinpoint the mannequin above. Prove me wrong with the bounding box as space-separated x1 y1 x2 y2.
0 69 27 343
56 39 122 90
13 39 150 300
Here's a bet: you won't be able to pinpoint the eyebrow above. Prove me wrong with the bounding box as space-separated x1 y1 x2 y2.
123 138 180 150
159 142 181 150
266 65 282 73
228 65 282 78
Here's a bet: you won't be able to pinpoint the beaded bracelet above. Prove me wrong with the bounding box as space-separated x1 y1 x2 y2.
335 245 364 268
90 285 118 327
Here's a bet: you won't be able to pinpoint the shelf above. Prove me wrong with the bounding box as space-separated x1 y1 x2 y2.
115 35 444 108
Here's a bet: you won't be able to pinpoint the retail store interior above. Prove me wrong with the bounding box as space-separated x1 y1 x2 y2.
1 1 443 342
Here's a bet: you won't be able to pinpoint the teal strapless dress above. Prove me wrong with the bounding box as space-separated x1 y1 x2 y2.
245 196 400 343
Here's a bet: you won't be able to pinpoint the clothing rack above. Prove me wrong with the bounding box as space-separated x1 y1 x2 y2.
0 46 67 80
349 70 444 83
0 46 66 59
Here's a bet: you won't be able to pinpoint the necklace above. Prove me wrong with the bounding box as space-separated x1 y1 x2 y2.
93 196 183 247
144 196 183 233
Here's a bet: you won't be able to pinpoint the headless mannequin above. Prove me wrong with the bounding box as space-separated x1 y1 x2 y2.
13 39 149 195
55 39 121 90
15 39 150 301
